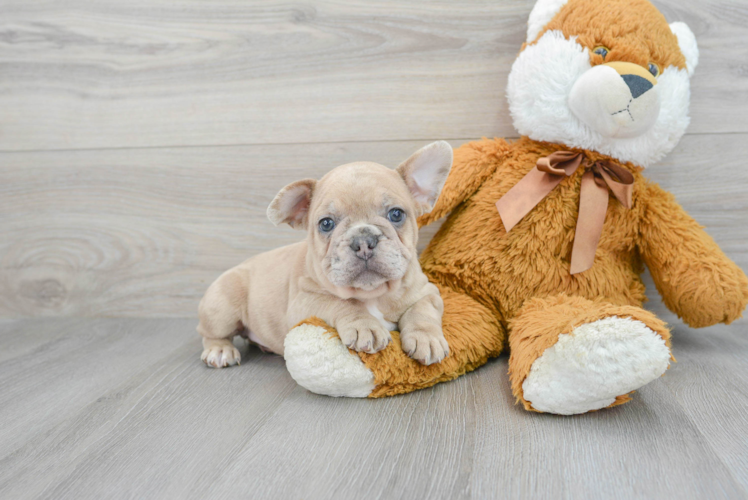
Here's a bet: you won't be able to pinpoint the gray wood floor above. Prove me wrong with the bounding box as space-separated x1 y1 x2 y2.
1 297 747 500
2 0 748 498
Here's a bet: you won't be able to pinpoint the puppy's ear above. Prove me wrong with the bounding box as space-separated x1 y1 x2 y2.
267 179 316 229
396 141 453 214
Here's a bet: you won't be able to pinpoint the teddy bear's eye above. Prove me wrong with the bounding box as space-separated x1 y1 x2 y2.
648 63 660 77
593 46 609 59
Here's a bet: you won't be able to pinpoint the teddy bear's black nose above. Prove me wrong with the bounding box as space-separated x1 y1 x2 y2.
621 74 653 99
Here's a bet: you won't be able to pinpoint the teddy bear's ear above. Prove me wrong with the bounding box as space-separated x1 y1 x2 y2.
526 0 569 43
670 22 699 76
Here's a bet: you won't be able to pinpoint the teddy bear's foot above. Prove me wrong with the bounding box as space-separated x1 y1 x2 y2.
284 320 376 397
508 295 673 415
522 316 671 415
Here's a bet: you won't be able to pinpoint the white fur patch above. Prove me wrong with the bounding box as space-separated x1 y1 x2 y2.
365 300 398 331
526 0 569 43
568 64 660 138
522 316 671 415
670 22 699 76
284 324 375 397
507 30 692 167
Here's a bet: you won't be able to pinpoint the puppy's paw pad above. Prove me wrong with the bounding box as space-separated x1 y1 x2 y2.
401 329 449 365
338 319 392 354
201 343 241 368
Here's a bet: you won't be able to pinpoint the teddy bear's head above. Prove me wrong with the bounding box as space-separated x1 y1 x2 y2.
507 0 698 166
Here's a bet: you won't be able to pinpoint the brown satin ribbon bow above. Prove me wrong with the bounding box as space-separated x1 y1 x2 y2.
495 151 634 274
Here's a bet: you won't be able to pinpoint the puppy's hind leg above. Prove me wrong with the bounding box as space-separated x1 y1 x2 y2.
197 268 247 368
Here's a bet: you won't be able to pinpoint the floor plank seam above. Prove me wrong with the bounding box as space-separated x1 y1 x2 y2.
0 131 741 156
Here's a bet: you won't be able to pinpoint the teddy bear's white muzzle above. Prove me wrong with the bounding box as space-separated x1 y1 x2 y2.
568 64 660 139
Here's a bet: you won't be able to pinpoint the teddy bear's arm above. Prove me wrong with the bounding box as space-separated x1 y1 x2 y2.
638 181 748 328
418 138 510 227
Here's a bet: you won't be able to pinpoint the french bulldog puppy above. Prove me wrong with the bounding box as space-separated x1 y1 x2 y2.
197 141 453 368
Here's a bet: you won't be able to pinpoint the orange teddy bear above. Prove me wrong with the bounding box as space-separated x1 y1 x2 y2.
283 0 748 414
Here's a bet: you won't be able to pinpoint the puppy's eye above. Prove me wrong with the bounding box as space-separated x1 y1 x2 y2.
648 62 660 77
593 46 609 59
387 208 405 224
318 218 335 232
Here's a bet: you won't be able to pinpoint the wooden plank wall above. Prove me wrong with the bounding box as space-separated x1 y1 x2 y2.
1 0 747 318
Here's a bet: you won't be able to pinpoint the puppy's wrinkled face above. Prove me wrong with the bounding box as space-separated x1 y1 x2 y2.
267 141 453 296
310 164 416 291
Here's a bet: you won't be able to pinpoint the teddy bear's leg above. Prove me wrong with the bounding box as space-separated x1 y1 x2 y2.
284 284 505 398
508 295 673 415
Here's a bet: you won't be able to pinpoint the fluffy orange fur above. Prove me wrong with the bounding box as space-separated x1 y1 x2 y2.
296 136 746 406
295 0 748 411
296 282 505 398
531 0 687 72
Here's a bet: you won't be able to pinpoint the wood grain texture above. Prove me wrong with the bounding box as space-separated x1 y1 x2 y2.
2 134 747 318
0 318 300 499
0 317 746 500
0 0 746 152
1 1 747 498
0 140 452 317
641 281 748 494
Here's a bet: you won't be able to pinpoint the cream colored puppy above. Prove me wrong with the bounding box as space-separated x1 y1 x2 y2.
197 142 453 368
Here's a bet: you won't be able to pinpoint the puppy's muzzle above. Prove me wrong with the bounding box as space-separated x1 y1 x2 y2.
350 228 380 261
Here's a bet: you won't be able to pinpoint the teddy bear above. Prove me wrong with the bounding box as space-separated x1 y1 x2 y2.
281 0 748 414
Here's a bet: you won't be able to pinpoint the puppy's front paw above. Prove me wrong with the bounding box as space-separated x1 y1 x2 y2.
401 325 449 365
201 338 241 368
338 317 392 354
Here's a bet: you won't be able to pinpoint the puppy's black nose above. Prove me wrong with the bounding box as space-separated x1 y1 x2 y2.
350 234 379 260
621 74 653 99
